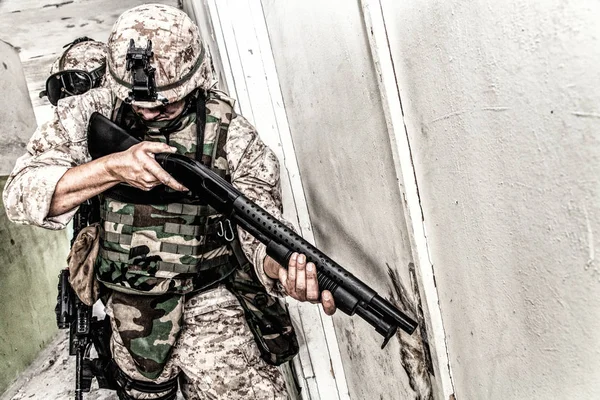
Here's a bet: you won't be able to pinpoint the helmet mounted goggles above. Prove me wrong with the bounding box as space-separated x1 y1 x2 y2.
41 65 106 106
39 37 106 106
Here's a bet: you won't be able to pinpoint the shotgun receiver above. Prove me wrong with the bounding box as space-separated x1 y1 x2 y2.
87 112 417 347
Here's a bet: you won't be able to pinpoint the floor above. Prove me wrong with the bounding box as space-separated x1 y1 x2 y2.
0 331 124 400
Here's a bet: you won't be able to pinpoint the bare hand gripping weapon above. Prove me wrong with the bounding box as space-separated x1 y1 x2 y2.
88 112 418 347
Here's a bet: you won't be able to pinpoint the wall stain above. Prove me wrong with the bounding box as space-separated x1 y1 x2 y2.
303 182 432 396
387 264 433 400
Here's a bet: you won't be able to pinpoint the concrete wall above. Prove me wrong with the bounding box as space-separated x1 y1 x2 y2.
261 1 422 399
0 41 70 394
381 0 600 398
182 0 230 94
0 41 36 175
263 0 600 398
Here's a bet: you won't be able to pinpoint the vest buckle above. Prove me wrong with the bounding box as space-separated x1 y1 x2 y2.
217 219 235 242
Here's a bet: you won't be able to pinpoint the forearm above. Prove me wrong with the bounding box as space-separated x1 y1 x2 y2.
48 156 119 217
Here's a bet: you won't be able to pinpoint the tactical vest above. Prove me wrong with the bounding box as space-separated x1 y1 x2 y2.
95 89 236 296
94 89 298 379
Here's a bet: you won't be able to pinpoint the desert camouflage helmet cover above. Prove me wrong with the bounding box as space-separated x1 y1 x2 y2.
49 39 107 75
105 4 217 108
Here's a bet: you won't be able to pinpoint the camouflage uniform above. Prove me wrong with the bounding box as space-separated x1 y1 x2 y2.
3 4 289 399
108 287 285 399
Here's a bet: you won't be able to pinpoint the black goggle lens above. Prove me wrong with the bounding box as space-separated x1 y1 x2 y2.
45 70 93 106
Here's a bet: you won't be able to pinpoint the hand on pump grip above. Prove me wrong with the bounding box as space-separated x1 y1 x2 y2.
265 252 337 316
104 142 189 192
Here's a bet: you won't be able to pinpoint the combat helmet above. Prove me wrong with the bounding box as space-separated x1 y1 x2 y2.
105 4 217 108
41 37 107 105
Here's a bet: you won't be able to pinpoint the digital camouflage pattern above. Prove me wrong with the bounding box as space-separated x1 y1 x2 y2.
108 286 287 399
97 88 296 376
2 88 114 230
49 39 107 75
105 4 217 108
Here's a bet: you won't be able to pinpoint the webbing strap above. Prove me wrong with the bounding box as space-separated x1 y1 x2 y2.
99 248 198 273
159 242 202 256
104 231 132 246
163 222 201 236
197 254 231 271
102 220 217 239
166 203 213 216
156 261 199 274
102 205 213 224
101 210 134 225
100 248 129 263
98 248 232 274
163 222 218 236
112 362 179 400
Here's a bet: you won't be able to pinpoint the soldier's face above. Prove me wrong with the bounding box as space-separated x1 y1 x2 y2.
132 99 186 122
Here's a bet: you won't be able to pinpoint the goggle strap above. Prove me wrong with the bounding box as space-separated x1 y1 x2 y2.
59 37 96 70
88 64 106 86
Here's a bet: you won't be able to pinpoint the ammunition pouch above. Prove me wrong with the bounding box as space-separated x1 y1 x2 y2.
67 223 101 306
227 239 299 366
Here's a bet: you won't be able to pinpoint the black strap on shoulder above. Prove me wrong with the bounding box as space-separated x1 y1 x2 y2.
195 90 207 163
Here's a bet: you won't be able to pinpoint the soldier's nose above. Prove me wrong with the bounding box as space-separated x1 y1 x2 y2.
136 107 162 120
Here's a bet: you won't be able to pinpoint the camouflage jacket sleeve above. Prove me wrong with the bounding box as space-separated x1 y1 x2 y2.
2 89 114 229
225 114 287 297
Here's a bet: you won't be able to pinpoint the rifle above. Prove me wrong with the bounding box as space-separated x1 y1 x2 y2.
56 199 114 400
88 112 418 348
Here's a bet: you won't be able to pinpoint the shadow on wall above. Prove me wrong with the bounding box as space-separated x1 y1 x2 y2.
0 176 70 394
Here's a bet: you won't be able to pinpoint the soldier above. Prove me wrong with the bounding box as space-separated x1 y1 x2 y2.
40 37 107 106
3 4 335 400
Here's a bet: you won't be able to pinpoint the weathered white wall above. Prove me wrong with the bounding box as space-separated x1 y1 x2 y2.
381 0 600 398
182 0 231 94
0 40 36 175
261 1 424 399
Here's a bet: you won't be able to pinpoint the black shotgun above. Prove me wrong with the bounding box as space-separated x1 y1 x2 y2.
88 112 418 348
